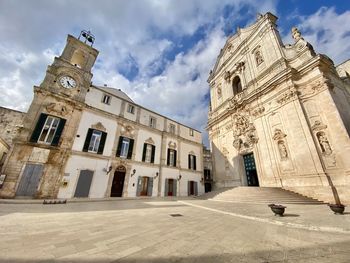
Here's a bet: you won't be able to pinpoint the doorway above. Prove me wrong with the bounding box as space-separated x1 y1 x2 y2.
110 166 126 197
136 176 153 196
74 170 94 197
188 181 198 196
165 178 176 196
16 163 44 197
243 153 259 186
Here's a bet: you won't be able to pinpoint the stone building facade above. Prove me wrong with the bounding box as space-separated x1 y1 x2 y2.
207 13 350 204
0 32 204 199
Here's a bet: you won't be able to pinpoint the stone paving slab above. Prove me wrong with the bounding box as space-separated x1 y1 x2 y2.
0 199 349 262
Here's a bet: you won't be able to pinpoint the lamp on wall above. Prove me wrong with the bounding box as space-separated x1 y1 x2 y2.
177 175 182 181
200 177 204 184
131 169 136 177
103 166 112 174
154 172 159 179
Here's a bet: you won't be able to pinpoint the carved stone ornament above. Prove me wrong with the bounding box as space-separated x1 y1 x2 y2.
232 114 258 152
120 123 135 138
91 122 106 132
316 132 332 156
311 120 327 131
45 102 69 116
168 141 177 149
272 128 287 141
224 71 232 82
145 137 155 145
251 106 265 117
278 140 288 160
276 90 297 105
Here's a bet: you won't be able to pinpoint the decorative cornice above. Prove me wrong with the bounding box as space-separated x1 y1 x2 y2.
91 122 106 132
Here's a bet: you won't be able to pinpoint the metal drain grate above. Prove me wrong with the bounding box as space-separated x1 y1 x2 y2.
170 214 183 217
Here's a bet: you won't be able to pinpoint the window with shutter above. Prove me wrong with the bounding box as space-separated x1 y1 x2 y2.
30 113 66 146
83 129 107 154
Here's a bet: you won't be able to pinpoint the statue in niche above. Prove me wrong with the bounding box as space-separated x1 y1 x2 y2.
317 132 332 155
278 140 288 159
255 50 264 65
217 85 222 98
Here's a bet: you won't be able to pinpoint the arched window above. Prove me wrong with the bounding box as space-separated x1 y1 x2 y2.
232 76 242 95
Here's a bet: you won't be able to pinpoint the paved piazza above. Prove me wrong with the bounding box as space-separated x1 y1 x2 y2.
0 198 350 263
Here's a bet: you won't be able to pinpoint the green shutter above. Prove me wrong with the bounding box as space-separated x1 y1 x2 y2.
51 118 66 146
127 139 134 159
173 180 177 197
97 131 107 154
188 181 191 196
83 129 93 152
147 177 153 196
136 176 142 196
194 182 198 196
164 179 169 196
194 156 197 171
142 143 147 162
30 113 47 142
188 155 191 169
116 136 123 157
151 145 156 163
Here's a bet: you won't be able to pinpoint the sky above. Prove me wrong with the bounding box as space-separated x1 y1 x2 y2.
0 0 349 146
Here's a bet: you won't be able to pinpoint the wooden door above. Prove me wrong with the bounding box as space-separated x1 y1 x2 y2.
74 170 94 197
16 164 43 197
168 179 174 196
140 177 149 196
111 170 126 197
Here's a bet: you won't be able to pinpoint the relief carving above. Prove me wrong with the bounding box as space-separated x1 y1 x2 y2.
251 106 265 117
276 90 297 105
45 102 69 116
272 128 287 140
145 137 155 145
120 123 135 138
232 114 258 153
316 132 332 155
168 141 177 149
91 122 106 132
311 120 327 131
278 140 288 160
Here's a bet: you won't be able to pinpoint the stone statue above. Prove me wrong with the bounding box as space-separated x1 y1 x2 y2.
255 50 264 65
317 132 332 155
278 141 288 159
291 27 303 41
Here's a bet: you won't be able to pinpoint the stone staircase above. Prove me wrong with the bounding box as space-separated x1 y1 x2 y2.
198 187 325 205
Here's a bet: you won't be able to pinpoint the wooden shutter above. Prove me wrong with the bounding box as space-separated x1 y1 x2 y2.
173 150 177 167
127 139 134 159
116 136 123 157
136 176 142 196
164 179 169 196
51 118 66 146
188 155 191 169
29 113 47 143
194 182 198 196
173 180 177 197
151 145 156 163
147 177 153 196
97 131 107 155
167 149 170 165
83 129 93 152
142 143 147 162
193 156 197 171
188 181 191 196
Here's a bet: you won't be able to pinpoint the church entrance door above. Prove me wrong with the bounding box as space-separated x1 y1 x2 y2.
243 153 259 186
110 166 126 197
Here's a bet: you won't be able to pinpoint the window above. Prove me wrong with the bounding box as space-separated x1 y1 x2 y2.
116 136 134 159
127 104 135 114
169 124 176 134
167 149 177 167
149 116 156 128
188 154 197 170
189 129 194 136
82 128 107 154
232 76 242 95
102 94 111 104
142 143 156 163
30 113 66 146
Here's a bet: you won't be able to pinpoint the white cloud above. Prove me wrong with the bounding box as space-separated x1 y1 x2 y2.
296 7 350 65
0 0 278 145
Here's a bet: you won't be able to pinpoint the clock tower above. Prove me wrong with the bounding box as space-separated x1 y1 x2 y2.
0 31 99 199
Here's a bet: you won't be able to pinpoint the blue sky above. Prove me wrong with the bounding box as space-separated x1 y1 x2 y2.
0 0 349 145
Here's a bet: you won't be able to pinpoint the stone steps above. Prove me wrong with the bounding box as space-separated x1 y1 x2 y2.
198 186 325 205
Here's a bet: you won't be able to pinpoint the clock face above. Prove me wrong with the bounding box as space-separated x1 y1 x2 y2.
59 76 76 89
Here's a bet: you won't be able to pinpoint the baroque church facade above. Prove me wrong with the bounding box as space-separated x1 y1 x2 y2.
0 32 204 199
208 13 350 204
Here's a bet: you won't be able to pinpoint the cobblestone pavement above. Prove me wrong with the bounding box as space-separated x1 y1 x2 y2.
0 198 349 263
